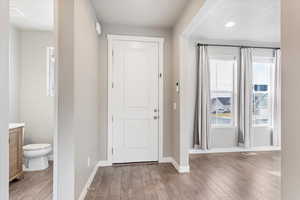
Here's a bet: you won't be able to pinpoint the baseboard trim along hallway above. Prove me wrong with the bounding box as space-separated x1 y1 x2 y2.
159 157 190 173
97 160 112 167
78 164 99 200
190 146 281 154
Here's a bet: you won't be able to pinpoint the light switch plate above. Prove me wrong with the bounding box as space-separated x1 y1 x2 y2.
173 102 177 110
87 157 91 167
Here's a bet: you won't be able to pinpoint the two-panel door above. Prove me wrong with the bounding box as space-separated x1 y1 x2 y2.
111 40 159 163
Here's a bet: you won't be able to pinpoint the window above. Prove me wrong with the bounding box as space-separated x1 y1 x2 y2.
252 58 275 126
209 57 237 126
47 47 55 97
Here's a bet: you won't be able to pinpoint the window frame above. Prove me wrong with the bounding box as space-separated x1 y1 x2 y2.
252 56 275 128
209 55 238 128
46 47 55 97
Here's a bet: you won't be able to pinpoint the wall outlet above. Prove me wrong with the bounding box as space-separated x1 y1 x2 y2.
87 157 91 167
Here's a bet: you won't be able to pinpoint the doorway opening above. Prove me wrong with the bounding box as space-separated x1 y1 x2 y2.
8 0 55 199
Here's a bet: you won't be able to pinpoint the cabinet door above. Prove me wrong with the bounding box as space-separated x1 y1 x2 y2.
9 128 23 180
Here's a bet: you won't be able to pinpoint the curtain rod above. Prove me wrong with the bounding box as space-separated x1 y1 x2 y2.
197 43 280 50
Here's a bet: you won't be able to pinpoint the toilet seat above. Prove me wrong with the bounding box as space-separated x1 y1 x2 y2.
23 144 51 151
23 144 52 171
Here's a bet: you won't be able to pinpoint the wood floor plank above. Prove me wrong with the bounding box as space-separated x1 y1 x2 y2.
86 152 281 200
9 162 53 200
8 152 280 200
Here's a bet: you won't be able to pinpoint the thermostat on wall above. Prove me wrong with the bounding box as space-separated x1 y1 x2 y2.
176 81 180 93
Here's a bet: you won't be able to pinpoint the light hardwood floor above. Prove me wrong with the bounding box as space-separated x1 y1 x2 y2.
9 162 53 200
85 151 280 200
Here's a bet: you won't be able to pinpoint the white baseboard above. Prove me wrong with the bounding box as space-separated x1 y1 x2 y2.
159 157 174 163
78 164 99 200
171 160 190 173
251 146 281 151
160 157 190 173
190 146 281 154
97 160 112 167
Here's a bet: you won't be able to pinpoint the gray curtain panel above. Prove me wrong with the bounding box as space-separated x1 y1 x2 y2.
238 48 253 147
272 49 281 146
193 45 211 150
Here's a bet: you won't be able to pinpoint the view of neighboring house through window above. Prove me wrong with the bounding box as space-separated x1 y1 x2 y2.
252 57 275 126
209 57 237 126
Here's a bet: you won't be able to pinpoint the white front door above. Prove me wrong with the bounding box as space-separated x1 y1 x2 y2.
111 40 159 163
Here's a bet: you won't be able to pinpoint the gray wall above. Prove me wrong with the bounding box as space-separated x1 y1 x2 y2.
0 0 10 199
282 0 300 199
56 0 100 199
74 0 100 198
172 0 205 166
98 23 173 160
56 0 76 198
19 31 55 146
9 27 20 123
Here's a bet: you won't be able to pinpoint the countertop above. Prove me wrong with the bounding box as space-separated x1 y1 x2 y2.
9 123 25 129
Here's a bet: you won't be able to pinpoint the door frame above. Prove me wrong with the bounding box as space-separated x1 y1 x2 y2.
0 0 9 199
1 0 59 199
107 34 164 164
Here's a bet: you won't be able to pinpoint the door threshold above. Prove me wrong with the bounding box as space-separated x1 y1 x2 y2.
113 161 158 167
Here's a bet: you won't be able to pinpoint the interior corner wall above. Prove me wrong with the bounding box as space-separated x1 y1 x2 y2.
98 23 174 161
172 0 204 166
74 0 100 198
9 27 20 123
56 0 76 199
0 0 9 199
282 0 300 199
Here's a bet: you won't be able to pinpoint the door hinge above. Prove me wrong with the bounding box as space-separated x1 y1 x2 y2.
112 82 114 88
159 73 162 78
112 115 114 122
112 148 114 155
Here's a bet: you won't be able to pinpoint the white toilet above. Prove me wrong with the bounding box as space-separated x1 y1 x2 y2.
23 144 52 171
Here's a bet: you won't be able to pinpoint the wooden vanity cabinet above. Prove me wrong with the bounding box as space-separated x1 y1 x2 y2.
9 127 24 182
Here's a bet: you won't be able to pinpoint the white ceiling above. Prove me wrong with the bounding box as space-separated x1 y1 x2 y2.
10 0 53 31
190 0 280 44
91 0 189 28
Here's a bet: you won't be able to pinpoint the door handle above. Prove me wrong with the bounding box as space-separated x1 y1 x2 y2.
154 116 158 120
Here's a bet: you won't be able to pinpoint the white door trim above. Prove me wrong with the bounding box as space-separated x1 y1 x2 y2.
107 34 164 164
0 0 9 199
